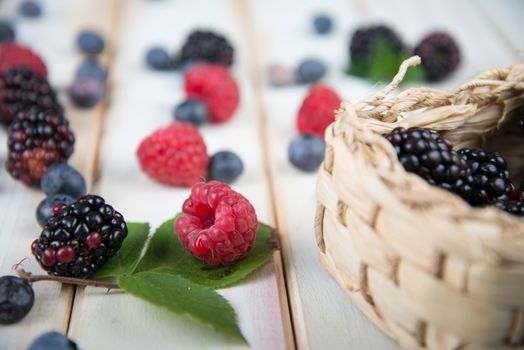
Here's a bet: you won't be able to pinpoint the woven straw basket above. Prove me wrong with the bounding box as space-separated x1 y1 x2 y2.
315 57 524 350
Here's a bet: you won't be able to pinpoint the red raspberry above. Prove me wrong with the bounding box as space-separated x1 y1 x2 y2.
136 122 209 187
184 63 240 123
0 43 47 77
175 181 258 266
297 84 341 138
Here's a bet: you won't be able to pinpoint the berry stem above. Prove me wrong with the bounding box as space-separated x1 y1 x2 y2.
15 269 119 289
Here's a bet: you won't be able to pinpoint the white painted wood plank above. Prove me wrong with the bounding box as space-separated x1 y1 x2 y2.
67 1 289 349
247 0 521 349
0 1 114 348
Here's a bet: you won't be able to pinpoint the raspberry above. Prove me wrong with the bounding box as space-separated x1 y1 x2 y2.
414 31 461 81
32 195 128 278
175 181 258 266
0 42 47 77
7 110 75 186
0 67 62 124
137 122 209 187
297 84 341 138
184 63 240 123
180 30 234 66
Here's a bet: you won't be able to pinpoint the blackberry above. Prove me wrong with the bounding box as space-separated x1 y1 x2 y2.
0 276 35 324
457 148 512 206
350 25 403 69
0 68 62 124
32 195 128 278
414 31 460 81
494 200 524 218
385 127 470 194
180 30 234 66
6 110 75 186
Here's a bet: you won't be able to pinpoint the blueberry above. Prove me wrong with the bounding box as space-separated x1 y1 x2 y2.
288 134 325 172
28 331 78 350
174 99 208 126
67 76 105 108
41 164 87 198
208 151 244 183
36 193 75 227
77 30 105 55
313 14 333 34
296 58 326 84
0 21 15 42
0 276 34 325
75 58 107 81
145 47 172 70
19 1 42 18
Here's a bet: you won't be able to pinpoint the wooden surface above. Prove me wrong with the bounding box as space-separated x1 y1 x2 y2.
0 0 523 349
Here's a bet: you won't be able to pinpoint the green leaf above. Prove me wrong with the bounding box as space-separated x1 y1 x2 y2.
92 222 150 279
118 272 246 343
135 215 275 289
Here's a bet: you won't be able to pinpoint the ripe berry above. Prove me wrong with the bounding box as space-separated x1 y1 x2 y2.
208 151 244 183
0 276 35 324
0 21 15 42
77 30 105 55
137 122 209 186
297 84 341 137
180 30 234 66
350 25 404 71
145 47 172 70
28 331 78 350
67 76 105 108
494 199 524 218
296 58 326 84
36 193 75 228
19 1 42 17
184 63 240 123
175 181 258 265
0 43 47 77
288 134 325 172
33 195 128 278
173 99 209 126
414 31 461 81
40 164 87 198
75 58 107 81
313 14 333 34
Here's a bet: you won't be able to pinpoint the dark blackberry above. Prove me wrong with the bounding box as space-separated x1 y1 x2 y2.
6 110 75 186
385 127 470 194
414 31 461 81
32 195 128 278
350 25 404 70
180 30 234 66
457 148 512 206
0 68 62 124
494 200 524 218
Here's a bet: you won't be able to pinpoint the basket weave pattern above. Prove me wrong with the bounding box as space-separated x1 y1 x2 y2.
315 57 524 350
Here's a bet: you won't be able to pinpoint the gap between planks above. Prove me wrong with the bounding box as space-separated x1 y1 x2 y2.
233 0 299 349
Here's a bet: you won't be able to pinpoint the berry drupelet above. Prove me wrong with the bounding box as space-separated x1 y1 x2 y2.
32 195 128 278
414 31 461 81
494 199 524 218
385 127 470 195
6 110 74 186
0 67 61 124
457 148 513 206
350 25 404 70
180 30 234 66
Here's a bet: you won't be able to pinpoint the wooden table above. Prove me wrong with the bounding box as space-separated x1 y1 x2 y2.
0 0 522 349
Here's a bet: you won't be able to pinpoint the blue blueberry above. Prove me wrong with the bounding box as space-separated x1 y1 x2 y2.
28 331 78 350
77 30 105 55
145 47 172 70
208 151 244 183
288 134 325 172
19 1 42 18
36 193 75 227
67 76 105 108
0 276 34 325
0 21 15 42
313 14 333 34
75 58 107 81
41 163 87 198
174 99 208 126
296 58 326 84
